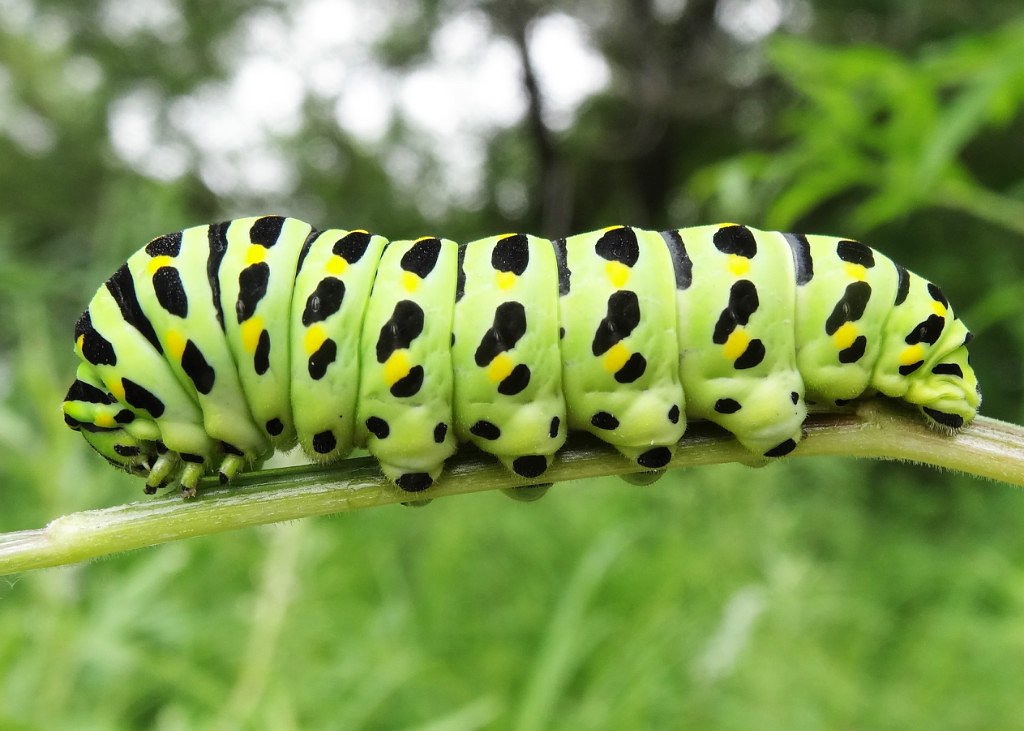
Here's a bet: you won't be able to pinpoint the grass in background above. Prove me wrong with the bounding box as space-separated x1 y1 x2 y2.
2 317 1023 730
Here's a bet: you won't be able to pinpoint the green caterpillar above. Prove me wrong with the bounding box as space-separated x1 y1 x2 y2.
63 217 980 496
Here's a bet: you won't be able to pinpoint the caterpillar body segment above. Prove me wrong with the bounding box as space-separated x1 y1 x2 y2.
62 217 982 495
871 267 978 428
356 237 460 491
290 228 388 463
127 224 267 463
675 224 805 456
452 233 567 479
790 233 899 404
217 216 313 453
73 282 214 466
560 226 687 469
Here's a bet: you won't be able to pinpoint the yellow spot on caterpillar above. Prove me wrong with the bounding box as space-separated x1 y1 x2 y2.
606 261 630 288
383 351 412 386
832 323 858 350
487 352 514 383
497 271 516 290
326 255 348 276
108 378 126 403
932 300 947 317
601 225 624 233
146 255 173 275
76 334 85 353
351 229 368 234
900 344 925 365
95 412 117 428
166 330 186 360
603 342 630 373
723 329 750 360
304 324 326 355
244 244 266 266
415 235 435 243
402 271 420 293
844 263 867 281
727 255 749 276
241 316 264 353
716 222 738 228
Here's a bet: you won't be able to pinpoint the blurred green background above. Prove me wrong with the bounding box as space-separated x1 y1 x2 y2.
2 0 1024 728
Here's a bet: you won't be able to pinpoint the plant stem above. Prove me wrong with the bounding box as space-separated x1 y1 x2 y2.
2 400 1023 576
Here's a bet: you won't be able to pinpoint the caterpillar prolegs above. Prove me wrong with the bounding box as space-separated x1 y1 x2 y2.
63 217 981 496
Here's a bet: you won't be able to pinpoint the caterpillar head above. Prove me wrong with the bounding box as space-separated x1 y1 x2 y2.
906 342 981 432
62 378 156 475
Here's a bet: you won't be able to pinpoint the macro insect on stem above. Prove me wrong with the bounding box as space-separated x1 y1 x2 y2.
62 218 980 499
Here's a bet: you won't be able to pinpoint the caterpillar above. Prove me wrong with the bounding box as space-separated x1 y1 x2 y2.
63 217 981 497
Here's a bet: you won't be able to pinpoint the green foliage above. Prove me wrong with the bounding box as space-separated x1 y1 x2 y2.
692 22 1024 234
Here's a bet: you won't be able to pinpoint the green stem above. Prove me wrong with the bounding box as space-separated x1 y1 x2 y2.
2 400 1023 576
